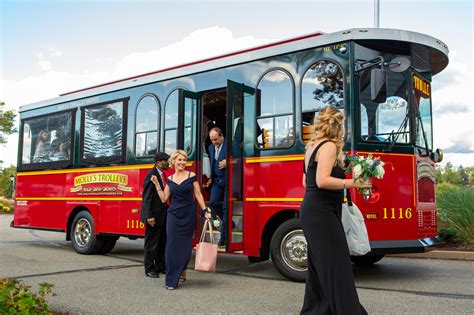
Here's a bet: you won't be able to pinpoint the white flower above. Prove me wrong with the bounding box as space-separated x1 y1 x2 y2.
366 157 374 166
213 219 221 228
358 156 365 162
375 165 385 178
353 164 362 178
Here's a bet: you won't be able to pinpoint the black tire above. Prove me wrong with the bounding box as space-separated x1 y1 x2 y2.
70 211 104 255
270 218 307 282
248 256 268 264
97 236 119 254
350 254 385 265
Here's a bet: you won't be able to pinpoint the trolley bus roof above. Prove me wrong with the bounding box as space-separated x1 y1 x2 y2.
20 28 449 113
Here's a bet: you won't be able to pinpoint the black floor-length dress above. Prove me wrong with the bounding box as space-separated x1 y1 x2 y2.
165 173 197 288
300 140 367 315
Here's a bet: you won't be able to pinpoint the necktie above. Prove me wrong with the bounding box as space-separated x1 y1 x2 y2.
161 172 167 188
215 145 220 160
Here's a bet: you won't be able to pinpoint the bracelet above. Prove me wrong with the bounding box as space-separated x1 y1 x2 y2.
342 179 346 189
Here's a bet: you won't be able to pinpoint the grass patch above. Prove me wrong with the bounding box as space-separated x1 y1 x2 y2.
437 184 474 245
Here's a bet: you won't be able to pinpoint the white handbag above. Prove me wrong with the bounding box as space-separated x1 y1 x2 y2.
341 191 371 256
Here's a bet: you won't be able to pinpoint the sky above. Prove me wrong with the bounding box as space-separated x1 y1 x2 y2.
0 0 473 168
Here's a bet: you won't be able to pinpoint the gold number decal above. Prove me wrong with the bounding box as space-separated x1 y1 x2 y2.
126 219 145 229
382 207 413 220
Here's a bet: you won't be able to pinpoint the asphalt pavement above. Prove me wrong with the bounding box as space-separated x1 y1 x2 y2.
1 214 473 314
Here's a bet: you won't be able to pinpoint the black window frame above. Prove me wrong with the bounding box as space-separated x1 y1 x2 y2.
80 98 129 166
134 93 161 158
18 108 76 171
255 68 295 151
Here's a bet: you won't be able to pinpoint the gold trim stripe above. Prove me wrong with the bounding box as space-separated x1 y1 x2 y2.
246 198 303 202
246 155 304 164
17 164 154 176
15 197 142 201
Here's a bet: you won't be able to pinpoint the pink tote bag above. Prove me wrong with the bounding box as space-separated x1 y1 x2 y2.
194 219 218 272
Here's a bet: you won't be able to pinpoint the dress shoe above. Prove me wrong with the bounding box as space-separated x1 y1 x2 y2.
218 238 226 246
145 271 159 278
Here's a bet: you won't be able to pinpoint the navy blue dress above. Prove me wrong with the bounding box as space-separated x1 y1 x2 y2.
165 174 198 288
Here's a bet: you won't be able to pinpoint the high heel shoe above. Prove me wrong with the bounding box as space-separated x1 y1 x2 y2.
165 286 175 290
179 272 187 283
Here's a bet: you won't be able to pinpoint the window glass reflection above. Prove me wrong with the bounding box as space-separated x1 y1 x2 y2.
258 70 292 116
164 129 177 155
22 112 73 164
83 102 123 159
135 95 159 157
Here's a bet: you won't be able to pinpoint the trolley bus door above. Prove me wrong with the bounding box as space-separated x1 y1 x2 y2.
225 80 255 251
177 89 199 173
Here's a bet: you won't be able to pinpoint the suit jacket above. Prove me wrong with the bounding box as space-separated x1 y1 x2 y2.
140 167 168 226
208 140 227 185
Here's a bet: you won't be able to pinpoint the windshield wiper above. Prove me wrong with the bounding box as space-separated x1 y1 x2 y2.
383 114 409 152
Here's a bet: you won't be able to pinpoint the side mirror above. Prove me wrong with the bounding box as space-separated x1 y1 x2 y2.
431 148 444 163
370 68 387 103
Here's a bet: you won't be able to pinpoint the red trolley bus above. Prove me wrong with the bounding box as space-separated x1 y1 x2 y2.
12 28 449 281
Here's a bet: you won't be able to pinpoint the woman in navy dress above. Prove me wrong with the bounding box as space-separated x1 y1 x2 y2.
300 106 371 314
152 149 207 290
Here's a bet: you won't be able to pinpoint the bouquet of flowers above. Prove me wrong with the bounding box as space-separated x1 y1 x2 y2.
345 154 388 200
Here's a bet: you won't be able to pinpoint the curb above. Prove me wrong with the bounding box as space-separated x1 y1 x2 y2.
388 250 474 261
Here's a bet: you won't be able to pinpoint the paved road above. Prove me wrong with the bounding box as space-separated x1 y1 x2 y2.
1 214 473 314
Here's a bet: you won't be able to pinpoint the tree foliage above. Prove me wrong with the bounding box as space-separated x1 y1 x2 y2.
0 101 17 145
0 166 16 198
437 163 473 187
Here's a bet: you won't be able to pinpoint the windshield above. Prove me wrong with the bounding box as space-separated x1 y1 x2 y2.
359 69 410 144
413 75 433 150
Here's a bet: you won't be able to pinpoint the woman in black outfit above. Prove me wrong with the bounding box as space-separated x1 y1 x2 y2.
300 106 371 314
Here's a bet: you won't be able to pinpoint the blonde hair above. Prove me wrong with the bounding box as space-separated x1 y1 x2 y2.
169 150 188 168
307 106 345 164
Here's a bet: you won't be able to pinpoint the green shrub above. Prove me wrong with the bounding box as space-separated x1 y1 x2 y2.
437 186 474 245
0 278 55 314
0 198 14 213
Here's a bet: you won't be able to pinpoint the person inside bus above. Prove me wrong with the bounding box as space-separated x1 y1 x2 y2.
300 106 371 315
206 127 227 246
140 151 170 279
52 142 69 161
151 150 208 290
33 130 51 162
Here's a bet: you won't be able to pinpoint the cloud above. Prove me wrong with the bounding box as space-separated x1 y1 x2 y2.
443 131 474 154
114 26 267 78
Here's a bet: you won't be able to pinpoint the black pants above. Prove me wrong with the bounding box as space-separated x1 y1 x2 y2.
144 222 166 273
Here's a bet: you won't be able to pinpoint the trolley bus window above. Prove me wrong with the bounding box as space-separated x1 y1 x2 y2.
415 90 433 150
256 70 294 149
301 60 344 143
135 95 159 157
164 90 179 154
359 69 410 143
82 101 124 161
22 111 73 165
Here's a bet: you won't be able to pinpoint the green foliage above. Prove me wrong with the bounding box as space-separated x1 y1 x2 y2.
0 166 16 198
0 278 55 314
0 101 17 145
437 186 474 245
436 163 472 187
0 198 14 213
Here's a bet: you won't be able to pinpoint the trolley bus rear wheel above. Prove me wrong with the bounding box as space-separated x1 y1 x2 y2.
270 218 307 282
70 211 104 255
97 236 119 254
350 254 385 265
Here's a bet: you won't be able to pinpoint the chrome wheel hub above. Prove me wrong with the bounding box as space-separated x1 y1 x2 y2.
280 229 308 271
74 218 91 247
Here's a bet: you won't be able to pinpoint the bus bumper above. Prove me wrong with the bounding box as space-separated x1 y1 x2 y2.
368 236 440 254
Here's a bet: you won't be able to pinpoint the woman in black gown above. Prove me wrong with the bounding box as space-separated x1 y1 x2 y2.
152 149 207 290
300 106 371 314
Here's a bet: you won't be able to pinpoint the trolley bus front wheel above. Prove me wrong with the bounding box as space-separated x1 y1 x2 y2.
70 211 104 255
270 218 307 282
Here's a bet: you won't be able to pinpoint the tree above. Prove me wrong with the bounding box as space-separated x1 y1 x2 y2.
0 165 16 198
458 165 470 187
0 101 17 145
